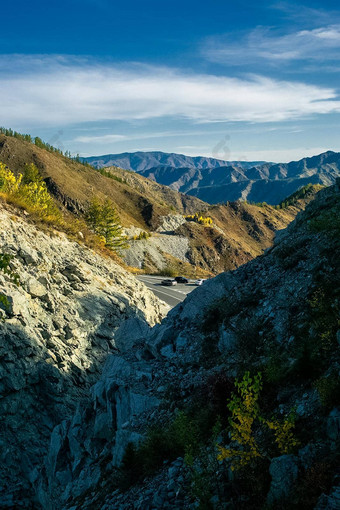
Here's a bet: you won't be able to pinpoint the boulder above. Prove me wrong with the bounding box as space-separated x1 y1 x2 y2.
327 408 340 443
267 455 299 505
26 277 47 298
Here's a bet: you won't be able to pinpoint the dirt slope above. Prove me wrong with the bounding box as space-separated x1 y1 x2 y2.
0 135 205 229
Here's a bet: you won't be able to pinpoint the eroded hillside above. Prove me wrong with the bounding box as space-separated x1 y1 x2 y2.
35 180 340 509
0 202 166 507
0 134 327 278
0 135 204 229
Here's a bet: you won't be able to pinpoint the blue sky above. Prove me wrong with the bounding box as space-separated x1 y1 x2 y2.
1 0 340 162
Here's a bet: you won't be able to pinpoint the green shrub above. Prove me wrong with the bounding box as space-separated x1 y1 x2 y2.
133 231 151 240
278 183 323 209
0 253 20 311
218 372 299 471
0 162 61 220
0 163 22 193
217 372 263 470
21 163 43 185
314 374 340 409
95 167 128 184
158 265 177 277
309 203 340 238
120 404 222 489
85 198 128 251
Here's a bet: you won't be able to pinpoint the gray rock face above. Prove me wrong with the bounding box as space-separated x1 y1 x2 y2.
121 228 190 270
3 183 339 509
316 485 340 510
327 408 340 443
0 205 165 507
156 214 186 234
267 455 299 504
35 183 340 509
36 353 160 508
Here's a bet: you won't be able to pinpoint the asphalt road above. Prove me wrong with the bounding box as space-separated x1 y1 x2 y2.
137 275 198 308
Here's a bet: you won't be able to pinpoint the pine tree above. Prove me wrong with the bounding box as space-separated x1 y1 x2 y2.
22 163 43 185
86 198 127 250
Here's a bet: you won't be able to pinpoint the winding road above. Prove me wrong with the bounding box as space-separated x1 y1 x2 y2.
137 275 197 308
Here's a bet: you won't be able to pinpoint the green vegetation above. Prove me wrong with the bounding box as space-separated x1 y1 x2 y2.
217 372 299 471
0 127 94 169
0 162 127 259
157 264 177 277
309 198 340 238
314 373 340 410
95 167 128 185
245 184 323 209
0 162 61 221
120 410 207 487
277 183 323 209
0 253 20 311
217 372 263 470
120 372 234 490
132 231 151 240
243 200 269 207
85 198 128 251
0 127 33 144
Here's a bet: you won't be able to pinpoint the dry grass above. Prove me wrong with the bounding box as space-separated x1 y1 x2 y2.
0 135 204 230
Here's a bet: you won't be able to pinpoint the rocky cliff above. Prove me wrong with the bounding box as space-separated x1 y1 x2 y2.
35 183 340 508
0 203 166 508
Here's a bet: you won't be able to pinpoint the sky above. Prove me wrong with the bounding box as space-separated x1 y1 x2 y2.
1 0 340 162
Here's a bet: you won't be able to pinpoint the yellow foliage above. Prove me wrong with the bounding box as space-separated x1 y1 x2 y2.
266 412 299 454
185 212 213 225
0 161 60 220
19 181 59 217
217 372 262 470
217 372 299 470
0 163 22 193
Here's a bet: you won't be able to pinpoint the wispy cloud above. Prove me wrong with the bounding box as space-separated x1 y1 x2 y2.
1 55 340 128
203 24 340 65
271 3 340 26
74 134 127 143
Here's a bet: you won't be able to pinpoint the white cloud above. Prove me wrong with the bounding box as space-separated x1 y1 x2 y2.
74 134 127 143
0 55 340 128
203 25 340 64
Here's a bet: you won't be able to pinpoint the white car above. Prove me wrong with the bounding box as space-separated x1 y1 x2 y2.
195 279 206 286
161 279 177 286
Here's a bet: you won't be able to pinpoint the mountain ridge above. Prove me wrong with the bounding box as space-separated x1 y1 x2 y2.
0 133 316 276
83 150 267 172
83 149 340 205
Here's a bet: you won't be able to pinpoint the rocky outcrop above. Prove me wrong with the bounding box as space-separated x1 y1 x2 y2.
37 183 340 509
121 227 190 271
0 205 165 508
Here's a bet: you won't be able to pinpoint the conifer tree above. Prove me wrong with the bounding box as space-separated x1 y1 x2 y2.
86 198 127 250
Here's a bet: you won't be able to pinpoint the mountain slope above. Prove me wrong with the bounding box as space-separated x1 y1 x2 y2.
0 135 205 229
119 185 322 275
0 134 317 277
187 151 340 204
84 149 340 205
0 201 166 507
36 180 340 509
83 150 264 172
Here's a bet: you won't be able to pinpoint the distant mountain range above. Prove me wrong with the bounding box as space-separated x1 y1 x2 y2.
83 151 266 172
83 150 340 204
